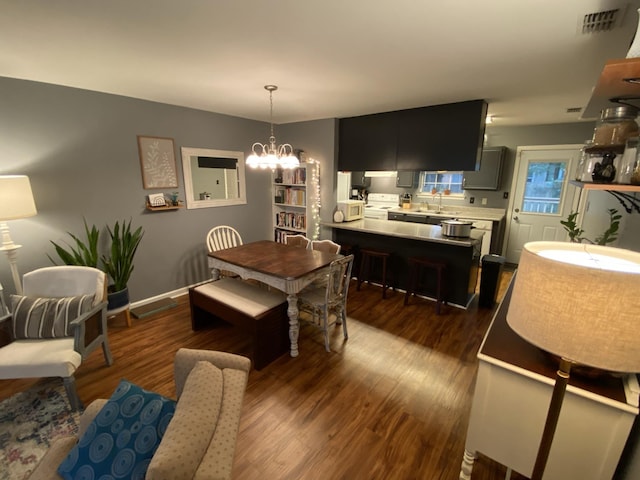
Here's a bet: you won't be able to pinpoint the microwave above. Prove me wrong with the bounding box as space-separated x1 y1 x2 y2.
337 200 365 221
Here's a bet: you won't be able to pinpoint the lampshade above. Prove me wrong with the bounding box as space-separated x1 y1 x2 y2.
0 175 37 220
507 241 640 373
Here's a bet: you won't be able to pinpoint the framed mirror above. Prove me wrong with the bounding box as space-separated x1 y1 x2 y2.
181 147 247 209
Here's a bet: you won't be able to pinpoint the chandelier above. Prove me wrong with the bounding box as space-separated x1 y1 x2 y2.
246 85 300 170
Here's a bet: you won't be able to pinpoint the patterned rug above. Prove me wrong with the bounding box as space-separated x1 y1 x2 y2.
0 379 81 480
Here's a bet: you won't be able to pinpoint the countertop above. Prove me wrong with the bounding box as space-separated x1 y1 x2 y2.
388 205 506 222
322 218 483 246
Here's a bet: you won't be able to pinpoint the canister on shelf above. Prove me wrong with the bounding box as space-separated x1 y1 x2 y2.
576 141 604 182
618 136 638 184
632 149 640 185
592 106 639 147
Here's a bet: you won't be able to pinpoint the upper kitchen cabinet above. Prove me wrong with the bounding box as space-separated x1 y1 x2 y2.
463 146 506 190
338 99 487 172
396 100 487 171
338 111 399 171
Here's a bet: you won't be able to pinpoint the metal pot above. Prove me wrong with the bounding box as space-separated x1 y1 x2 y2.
441 219 473 237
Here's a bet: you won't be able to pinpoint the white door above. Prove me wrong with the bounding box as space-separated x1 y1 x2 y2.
504 145 582 264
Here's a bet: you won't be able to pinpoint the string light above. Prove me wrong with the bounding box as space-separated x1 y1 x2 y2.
307 158 321 240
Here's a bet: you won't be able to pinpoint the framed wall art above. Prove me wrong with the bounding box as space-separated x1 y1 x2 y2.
137 135 178 189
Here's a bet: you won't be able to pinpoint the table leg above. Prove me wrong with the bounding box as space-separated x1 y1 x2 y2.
459 449 476 480
211 267 220 281
287 294 300 357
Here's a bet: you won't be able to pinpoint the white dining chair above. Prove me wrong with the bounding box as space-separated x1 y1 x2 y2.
285 234 311 249
206 225 243 253
310 239 341 254
206 226 243 279
297 254 354 352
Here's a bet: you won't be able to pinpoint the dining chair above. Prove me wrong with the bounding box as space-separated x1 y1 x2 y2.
206 225 243 253
310 239 341 254
297 254 354 352
206 226 243 279
285 234 311 249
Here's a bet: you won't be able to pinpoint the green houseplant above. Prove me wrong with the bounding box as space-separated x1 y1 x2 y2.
48 219 101 268
49 218 144 313
560 208 621 245
101 219 144 294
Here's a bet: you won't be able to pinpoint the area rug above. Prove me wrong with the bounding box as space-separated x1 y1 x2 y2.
0 380 81 480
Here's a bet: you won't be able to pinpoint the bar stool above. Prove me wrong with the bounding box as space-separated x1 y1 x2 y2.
404 256 447 314
339 243 358 278
357 247 393 298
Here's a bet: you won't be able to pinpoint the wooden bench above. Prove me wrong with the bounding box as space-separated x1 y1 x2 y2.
189 278 289 370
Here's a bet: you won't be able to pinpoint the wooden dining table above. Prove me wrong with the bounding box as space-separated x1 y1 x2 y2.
207 240 342 357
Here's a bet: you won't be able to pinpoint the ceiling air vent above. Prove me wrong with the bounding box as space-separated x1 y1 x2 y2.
581 8 623 33
566 107 582 113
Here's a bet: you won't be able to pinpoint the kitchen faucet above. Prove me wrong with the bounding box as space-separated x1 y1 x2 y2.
433 193 443 213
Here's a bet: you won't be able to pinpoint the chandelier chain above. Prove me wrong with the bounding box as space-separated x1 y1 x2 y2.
246 84 299 170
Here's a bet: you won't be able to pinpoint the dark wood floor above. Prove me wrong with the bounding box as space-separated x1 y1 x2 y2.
1 271 525 480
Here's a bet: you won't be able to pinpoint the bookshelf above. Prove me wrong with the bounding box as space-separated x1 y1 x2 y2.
272 162 320 243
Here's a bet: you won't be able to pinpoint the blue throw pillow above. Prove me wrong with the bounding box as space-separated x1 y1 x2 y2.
57 379 176 480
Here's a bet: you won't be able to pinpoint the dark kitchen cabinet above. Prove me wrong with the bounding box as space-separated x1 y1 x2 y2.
463 147 506 190
350 171 370 188
338 99 487 172
396 171 418 188
396 100 488 171
338 111 398 171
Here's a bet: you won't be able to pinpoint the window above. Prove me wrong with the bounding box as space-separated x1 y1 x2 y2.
522 161 566 214
420 172 464 195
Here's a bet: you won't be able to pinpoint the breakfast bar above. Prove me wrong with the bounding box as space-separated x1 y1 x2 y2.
323 218 483 308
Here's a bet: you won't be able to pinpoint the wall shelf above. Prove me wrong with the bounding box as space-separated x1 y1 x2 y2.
569 181 640 192
145 203 183 212
570 181 640 214
582 58 640 119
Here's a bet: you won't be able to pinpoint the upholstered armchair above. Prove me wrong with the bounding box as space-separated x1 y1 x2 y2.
0 266 113 410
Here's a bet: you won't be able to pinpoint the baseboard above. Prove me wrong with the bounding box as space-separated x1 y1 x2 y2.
130 280 211 310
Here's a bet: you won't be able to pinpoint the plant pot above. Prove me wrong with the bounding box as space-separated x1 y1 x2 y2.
107 287 129 314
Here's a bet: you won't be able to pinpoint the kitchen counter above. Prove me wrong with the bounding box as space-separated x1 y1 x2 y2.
388 206 506 222
322 218 484 246
324 218 482 309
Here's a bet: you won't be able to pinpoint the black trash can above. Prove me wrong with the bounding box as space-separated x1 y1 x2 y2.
479 254 506 308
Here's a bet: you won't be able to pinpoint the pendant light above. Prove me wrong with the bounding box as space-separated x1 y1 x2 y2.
246 85 299 170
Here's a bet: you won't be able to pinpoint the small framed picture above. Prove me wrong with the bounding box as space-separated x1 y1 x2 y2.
137 136 178 189
147 193 166 207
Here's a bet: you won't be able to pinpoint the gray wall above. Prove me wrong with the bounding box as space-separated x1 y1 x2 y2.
473 122 596 209
2 76 633 302
279 119 338 240
0 77 275 301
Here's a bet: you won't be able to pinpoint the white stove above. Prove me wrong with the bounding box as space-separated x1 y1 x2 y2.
364 193 400 219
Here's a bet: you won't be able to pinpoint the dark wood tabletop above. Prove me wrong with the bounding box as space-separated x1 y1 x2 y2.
208 240 342 280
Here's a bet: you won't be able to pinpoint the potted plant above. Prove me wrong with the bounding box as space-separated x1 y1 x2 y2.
101 219 144 312
48 219 101 267
560 208 621 245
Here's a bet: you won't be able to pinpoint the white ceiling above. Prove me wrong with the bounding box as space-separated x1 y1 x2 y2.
2 0 639 126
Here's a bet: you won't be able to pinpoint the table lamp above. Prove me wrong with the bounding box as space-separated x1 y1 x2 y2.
506 241 640 479
0 175 37 295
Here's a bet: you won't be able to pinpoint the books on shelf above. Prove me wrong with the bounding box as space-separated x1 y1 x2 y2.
275 212 306 230
275 187 305 206
275 167 306 185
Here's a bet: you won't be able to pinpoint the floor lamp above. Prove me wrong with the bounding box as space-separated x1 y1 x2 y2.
506 241 640 479
0 175 37 295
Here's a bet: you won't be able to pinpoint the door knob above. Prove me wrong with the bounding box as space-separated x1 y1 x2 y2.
513 216 519 221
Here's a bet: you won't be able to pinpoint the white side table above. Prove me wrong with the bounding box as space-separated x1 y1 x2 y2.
460 281 639 480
